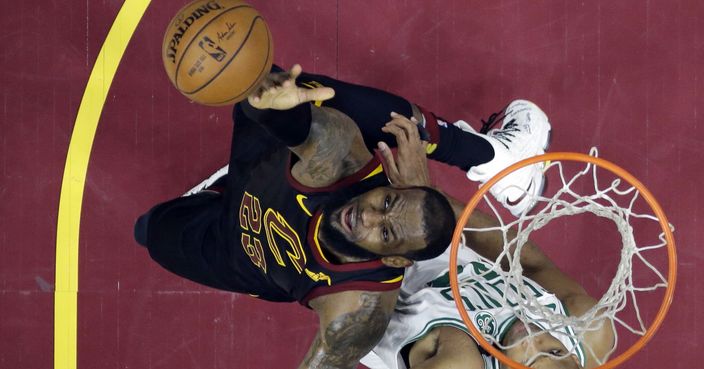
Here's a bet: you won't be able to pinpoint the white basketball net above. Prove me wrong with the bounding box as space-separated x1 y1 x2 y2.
462 148 674 368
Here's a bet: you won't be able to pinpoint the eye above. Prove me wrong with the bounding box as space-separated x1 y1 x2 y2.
382 226 389 242
548 349 564 357
384 195 391 210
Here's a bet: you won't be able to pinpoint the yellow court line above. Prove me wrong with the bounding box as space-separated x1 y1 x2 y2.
54 1 150 369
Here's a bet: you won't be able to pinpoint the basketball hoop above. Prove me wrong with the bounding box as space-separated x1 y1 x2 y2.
449 150 676 369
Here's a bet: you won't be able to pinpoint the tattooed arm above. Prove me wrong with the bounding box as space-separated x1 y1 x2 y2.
247 64 373 188
289 106 373 188
301 289 399 369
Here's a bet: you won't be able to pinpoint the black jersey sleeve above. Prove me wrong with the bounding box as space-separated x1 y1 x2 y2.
239 99 312 148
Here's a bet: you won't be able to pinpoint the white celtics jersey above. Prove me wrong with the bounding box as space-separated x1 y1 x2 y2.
361 247 586 369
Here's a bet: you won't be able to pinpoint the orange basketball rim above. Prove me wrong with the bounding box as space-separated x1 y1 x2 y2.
449 152 677 369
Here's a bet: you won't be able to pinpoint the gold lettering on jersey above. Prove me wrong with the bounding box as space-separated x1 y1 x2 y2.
238 192 306 274
241 233 266 272
305 268 332 286
264 208 307 273
239 191 262 234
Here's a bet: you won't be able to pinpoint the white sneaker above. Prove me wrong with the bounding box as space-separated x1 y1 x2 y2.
466 100 551 216
451 119 478 134
183 165 229 196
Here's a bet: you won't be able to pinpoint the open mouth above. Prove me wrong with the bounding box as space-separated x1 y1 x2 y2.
341 204 355 235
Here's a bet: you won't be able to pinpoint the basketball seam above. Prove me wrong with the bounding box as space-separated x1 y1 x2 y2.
182 14 262 95
174 4 252 88
174 4 252 89
209 20 272 105
173 4 254 92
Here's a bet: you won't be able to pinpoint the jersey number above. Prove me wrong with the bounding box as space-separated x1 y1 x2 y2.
239 192 306 273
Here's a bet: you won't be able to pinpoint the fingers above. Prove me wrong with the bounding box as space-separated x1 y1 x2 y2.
289 64 302 79
248 92 263 104
280 64 301 88
248 64 306 106
382 112 422 144
251 64 303 100
377 141 400 184
391 112 420 141
378 113 432 187
260 72 289 90
250 78 284 103
288 63 335 103
299 86 335 103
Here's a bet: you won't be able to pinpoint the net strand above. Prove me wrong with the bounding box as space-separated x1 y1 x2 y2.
462 149 673 368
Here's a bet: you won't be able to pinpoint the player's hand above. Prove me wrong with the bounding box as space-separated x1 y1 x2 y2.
248 64 335 110
378 112 431 187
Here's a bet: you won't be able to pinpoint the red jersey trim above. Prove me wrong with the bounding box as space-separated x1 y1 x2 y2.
286 153 385 193
417 105 440 144
307 211 392 272
300 279 403 307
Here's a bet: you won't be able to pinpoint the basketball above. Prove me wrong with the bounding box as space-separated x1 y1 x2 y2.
162 0 273 106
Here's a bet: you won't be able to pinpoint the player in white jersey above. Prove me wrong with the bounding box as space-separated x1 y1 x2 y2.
361 211 615 369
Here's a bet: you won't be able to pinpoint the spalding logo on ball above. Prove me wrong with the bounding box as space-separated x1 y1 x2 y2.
162 0 273 106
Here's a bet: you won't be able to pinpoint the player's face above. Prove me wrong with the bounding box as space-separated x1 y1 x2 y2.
502 322 581 369
326 187 429 257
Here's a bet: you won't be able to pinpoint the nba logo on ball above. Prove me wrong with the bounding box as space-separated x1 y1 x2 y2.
162 0 273 106
198 36 227 61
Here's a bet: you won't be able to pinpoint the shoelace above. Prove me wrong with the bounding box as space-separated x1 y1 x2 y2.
479 102 513 134
479 112 503 134
491 120 522 148
480 109 519 149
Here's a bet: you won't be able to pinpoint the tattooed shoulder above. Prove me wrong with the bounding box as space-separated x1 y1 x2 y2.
301 292 392 369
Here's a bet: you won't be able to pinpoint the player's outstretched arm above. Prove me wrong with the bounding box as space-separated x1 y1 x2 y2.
300 289 399 369
244 64 374 188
